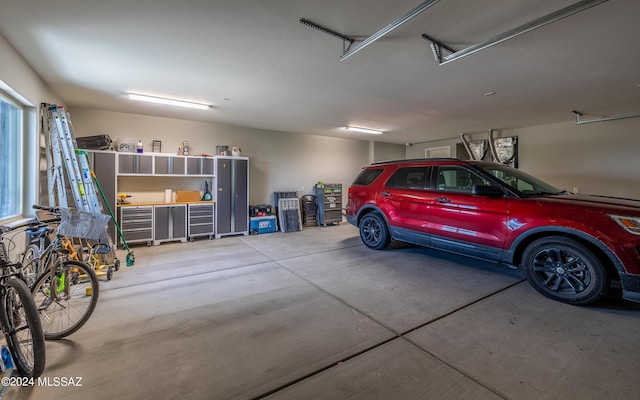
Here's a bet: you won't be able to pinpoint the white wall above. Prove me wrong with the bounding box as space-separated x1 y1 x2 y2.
0 33 63 214
68 108 370 205
0 34 62 106
371 141 406 163
406 118 640 199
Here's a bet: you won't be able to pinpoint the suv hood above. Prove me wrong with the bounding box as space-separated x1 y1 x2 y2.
540 193 640 214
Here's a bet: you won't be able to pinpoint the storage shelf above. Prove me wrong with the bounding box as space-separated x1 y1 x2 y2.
315 183 342 225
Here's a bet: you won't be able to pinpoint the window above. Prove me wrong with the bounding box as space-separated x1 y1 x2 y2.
435 166 490 194
386 167 428 189
476 163 563 196
0 91 23 221
353 168 383 186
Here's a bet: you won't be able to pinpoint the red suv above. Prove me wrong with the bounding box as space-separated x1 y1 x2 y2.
346 158 640 305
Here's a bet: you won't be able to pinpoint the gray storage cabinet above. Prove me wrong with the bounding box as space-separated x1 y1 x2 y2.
87 150 117 244
118 153 153 174
186 157 215 175
119 206 154 246
188 203 215 240
154 155 185 175
154 204 187 245
215 157 249 238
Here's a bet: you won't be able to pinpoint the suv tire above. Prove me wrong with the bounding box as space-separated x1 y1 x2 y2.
522 236 610 305
359 213 391 250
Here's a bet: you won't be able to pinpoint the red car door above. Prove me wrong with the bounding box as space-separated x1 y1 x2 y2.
428 165 509 261
378 166 431 235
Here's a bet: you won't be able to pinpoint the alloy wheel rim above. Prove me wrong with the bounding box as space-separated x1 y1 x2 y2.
363 218 381 245
531 247 591 296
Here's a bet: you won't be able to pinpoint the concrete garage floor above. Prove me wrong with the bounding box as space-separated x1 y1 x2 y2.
7 223 640 400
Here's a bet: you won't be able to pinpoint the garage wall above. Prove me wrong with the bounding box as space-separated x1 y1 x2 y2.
0 33 63 214
370 141 406 163
405 117 640 199
0 34 62 107
68 108 370 205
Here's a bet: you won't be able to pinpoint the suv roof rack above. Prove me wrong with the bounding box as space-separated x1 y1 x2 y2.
370 158 460 166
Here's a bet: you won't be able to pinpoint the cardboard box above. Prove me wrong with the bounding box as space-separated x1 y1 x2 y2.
175 191 201 202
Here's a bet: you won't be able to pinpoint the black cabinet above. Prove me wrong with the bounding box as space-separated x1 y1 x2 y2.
215 157 249 238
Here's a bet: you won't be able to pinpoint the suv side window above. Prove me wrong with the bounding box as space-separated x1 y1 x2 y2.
386 167 429 190
434 166 490 193
490 169 535 192
353 168 383 185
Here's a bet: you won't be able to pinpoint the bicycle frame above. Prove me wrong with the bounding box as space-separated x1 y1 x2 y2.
0 227 30 284
35 235 77 301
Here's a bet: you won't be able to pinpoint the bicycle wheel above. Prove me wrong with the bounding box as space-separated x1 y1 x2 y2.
31 260 99 340
2 277 46 377
21 243 41 287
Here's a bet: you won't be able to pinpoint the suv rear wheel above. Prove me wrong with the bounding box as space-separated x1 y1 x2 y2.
359 213 391 250
522 236 609 305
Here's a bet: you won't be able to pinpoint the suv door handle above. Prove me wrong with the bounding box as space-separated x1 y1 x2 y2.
380 191 391 197
435 196 451 203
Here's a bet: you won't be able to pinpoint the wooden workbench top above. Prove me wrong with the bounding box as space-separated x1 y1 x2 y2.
117 201 215 207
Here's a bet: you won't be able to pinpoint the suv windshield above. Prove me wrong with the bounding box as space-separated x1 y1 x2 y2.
475 163 564 197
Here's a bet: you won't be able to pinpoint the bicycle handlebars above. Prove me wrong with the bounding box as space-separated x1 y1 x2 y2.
32 204 61 213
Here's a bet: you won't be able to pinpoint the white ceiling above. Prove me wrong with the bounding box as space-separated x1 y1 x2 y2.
1 0 639 144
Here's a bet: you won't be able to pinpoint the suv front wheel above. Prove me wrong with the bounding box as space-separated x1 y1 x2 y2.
359 213 391 250
521 236 610 305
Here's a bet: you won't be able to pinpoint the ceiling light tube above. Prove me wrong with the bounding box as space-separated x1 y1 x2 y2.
345 126 383 135
128 93 211 110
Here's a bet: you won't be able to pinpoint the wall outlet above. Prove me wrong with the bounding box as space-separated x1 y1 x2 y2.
573 187 579 193
300 185 305 192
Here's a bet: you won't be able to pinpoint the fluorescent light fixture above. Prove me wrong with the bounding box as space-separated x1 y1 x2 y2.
128 93 211 110
345 126 383 135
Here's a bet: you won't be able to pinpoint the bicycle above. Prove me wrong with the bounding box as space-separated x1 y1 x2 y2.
23 210 117 283
21 218 56 287
0 224 46 378
27 205 102 340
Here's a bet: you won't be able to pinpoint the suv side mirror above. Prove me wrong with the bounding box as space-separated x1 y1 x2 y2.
472 184 503 198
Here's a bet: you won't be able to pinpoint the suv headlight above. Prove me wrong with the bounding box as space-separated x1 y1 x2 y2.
609 214 640 235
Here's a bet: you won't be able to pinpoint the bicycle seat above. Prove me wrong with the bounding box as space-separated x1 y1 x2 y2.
26 225 54 238
93 243 111 254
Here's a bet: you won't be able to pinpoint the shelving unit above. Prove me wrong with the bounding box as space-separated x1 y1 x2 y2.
85 150 248 245
86 150 216 247
314 183 342 225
